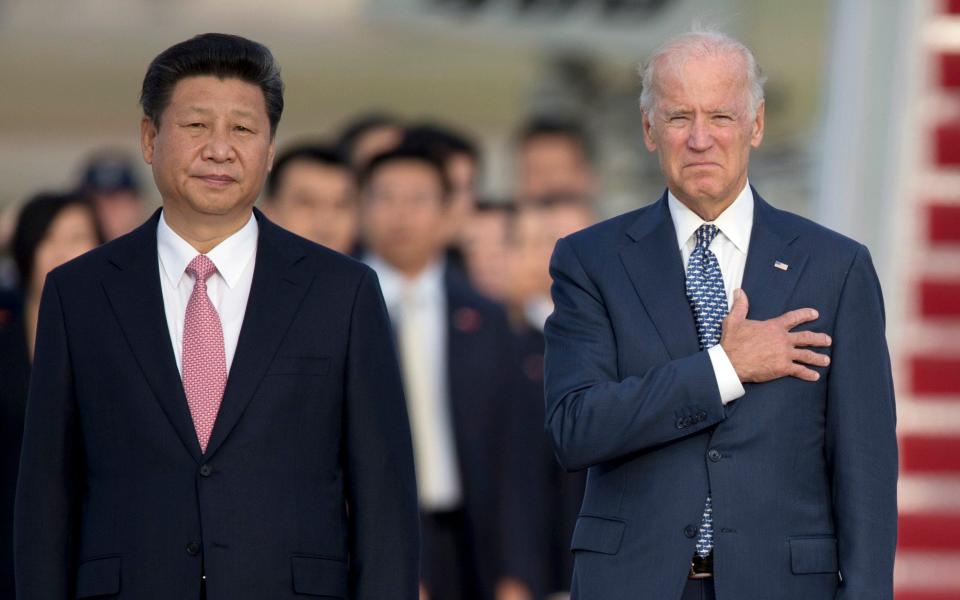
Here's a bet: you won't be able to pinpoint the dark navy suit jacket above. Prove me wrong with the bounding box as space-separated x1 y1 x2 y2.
14 209 420 599
544 190 898 600
501 325 586 599
426 266 521 600
0 312 29 597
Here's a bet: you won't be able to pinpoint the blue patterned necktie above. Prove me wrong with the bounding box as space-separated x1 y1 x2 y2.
685 223 726 558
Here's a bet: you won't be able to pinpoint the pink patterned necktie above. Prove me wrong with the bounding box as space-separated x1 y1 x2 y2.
182 254 227 453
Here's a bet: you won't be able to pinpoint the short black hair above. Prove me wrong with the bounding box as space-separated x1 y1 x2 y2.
517 115 593 163
140 33 284 136
336 112 402 162
12 191 103 291
357 145 451 198
266 143 349 198
403 121 479 164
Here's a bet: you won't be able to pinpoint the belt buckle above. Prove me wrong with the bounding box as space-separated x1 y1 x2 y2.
688 554 714 579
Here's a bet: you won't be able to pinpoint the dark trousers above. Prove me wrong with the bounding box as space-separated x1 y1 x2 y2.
681 578 716 600
421 508 480 600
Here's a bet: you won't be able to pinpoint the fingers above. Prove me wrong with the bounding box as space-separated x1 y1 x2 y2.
723 288 750 335
775 307 819 330
725 288 749 326
790 330 832 348
792 348 831 368
788 363 821 382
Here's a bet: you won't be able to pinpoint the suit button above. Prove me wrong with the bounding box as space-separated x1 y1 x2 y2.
708 449 723 462
186 542 201 556
199 464 213 477
680 417 691 427
697 411 707 421
684 525 698 538
676 418 685 429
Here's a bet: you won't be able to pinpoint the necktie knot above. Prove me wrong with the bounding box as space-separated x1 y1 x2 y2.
695 224 720 251
186 254 218 284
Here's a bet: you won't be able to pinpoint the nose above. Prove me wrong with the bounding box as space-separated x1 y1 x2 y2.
201 126 237 163
687 117 713 152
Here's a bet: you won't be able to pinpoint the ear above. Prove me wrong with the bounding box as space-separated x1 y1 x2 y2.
140 117 158 165
642 110 657 152
750 101 765 148
266 136 276 172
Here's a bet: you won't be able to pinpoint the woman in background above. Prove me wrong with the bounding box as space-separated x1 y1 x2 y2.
0 191 102 595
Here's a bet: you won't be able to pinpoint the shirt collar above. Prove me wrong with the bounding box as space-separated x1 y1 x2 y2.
365 254 446 309
667 180 754 254
157 210 259 289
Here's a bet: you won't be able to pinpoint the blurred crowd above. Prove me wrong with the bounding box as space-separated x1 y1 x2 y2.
0 112 602 600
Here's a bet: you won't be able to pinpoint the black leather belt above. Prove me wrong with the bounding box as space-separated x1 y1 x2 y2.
689 552 713 579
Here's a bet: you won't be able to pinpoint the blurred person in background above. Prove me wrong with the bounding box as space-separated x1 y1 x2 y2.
358 146 524 600
15 33 419 600
78 150 147 241
1 191 102 597
460 199 514 304
508 195 595 331
515 117 597 206
261 142 359 255
336 112 405 171
403 121 482 255
499 197 594 600
544 30 896 600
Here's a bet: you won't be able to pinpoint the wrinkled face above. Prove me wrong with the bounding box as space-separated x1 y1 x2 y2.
267 160 358 254
32 205 100 294
141 75 276 223
518 135 594 204
642 53 764 211
360 160 448 274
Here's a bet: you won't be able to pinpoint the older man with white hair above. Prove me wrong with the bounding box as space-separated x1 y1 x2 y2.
543 29 897 600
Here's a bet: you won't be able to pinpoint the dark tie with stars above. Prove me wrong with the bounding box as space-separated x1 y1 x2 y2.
684 223 727 558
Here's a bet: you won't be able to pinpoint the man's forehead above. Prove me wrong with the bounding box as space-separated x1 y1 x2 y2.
168 76 267 111
653 60 750 109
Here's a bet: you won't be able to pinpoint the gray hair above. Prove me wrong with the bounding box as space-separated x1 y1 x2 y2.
639 28 767 119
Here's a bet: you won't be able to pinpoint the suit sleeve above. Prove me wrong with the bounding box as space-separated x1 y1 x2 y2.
825 245 898 600
544 237 726 471
343 267 420 600
14 273 83 599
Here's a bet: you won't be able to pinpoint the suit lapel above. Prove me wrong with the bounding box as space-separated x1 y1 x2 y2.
618 195 700 360
740 191 808 321
102 210 204 462
203 209 313 458
444 267 471 434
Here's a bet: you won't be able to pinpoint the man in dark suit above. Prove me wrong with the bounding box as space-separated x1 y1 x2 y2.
357 146 523 600
14 33 419 600
544 30 897 600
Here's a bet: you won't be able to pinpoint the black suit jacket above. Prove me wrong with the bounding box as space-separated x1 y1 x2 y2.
408 266 521 600
501 325 585 599
15 209 419 599
0 312 29 597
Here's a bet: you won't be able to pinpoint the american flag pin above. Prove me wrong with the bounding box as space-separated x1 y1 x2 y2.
774 261 789 271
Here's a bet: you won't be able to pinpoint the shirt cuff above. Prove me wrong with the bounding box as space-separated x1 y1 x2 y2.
708 345 745 405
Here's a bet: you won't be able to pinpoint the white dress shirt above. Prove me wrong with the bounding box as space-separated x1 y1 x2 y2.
366 255 463 511
667 182 752 405
157 210 258 377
